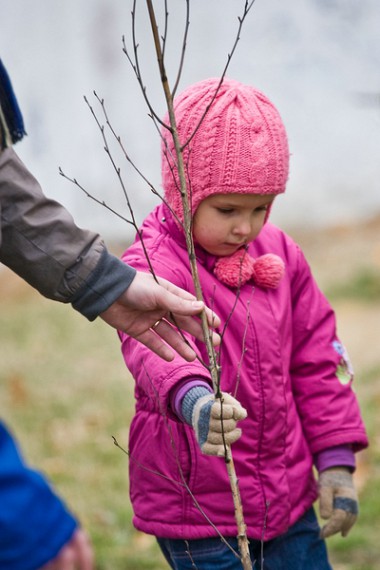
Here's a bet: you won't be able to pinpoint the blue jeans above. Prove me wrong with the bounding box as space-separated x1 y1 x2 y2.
157 508 332 570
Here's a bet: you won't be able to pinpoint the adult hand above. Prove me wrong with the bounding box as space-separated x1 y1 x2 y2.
39 529 94 570
318 467 359 538
100 272 221 362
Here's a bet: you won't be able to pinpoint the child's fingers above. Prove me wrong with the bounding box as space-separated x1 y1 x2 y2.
208 417 240 434
201 429 242 456
320 508 357 539
319 486 334 519
210 395 247 421
214 428 242 446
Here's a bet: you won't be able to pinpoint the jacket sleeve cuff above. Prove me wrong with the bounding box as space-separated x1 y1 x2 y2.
71 249 136 320
170 379 213 422
314 445 356 473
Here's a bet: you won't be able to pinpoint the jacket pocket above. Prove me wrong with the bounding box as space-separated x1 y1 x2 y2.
128 412 194 497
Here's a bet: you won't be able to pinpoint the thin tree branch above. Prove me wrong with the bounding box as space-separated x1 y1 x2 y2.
82 93 158 280
58 168 133 226
161 0 169 61
182 0 256 152
145 2 252 567
63 3 257 566
146 0 220 394
122 4 165 127
172 0 190 96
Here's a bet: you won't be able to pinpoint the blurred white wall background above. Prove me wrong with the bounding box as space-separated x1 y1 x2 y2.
1 0 379 241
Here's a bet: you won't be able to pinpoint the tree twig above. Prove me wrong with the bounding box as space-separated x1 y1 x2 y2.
145 1 252 567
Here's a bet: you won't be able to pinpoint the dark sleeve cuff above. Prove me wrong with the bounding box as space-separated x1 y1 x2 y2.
71 248 136 321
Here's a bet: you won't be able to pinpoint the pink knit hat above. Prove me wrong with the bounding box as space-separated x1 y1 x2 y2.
161 77 289 224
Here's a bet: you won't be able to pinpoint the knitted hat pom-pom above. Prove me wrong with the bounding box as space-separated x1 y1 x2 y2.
214 249 255 288
252 254 285 289
214 249 285 289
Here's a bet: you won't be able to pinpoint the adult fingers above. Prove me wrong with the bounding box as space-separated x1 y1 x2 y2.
136 321 196 362
155 277 221 327
70 529 94 570
168 313 221 347
42 529 94 570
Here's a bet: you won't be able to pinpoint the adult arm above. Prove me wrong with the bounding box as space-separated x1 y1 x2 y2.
0 147 135 315
0 148 219 360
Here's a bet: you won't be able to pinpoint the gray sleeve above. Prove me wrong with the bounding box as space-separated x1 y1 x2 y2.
0 147 136 319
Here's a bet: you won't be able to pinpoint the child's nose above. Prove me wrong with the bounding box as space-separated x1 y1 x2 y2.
233 219 252 237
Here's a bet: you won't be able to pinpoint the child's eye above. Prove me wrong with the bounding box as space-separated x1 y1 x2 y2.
217 208 234 214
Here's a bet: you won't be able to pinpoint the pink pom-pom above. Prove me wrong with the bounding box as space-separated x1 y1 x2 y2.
251 254 285 289
214 249 255 288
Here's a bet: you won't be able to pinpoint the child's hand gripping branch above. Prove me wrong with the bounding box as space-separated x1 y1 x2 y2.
180 385 247 456
318 467 359 538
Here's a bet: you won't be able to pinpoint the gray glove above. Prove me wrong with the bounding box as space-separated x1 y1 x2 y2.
181 387 247 456
318 467 358 538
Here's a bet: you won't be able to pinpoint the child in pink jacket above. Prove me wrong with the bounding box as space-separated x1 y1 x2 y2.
119 78 368 570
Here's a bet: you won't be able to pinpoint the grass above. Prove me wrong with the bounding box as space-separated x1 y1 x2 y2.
327 363 380 570
0 269 379 569
326 268 380 303
0 277 168 570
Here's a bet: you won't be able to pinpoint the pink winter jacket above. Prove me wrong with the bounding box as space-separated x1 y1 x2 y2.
120 203 368 541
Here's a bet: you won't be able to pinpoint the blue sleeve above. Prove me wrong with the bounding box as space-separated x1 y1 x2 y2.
0 422 78 570
0 58 26 147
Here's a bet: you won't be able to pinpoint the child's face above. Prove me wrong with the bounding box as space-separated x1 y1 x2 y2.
193 193 275 257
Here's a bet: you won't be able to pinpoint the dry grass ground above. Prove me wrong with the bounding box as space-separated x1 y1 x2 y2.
0 216 379 569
